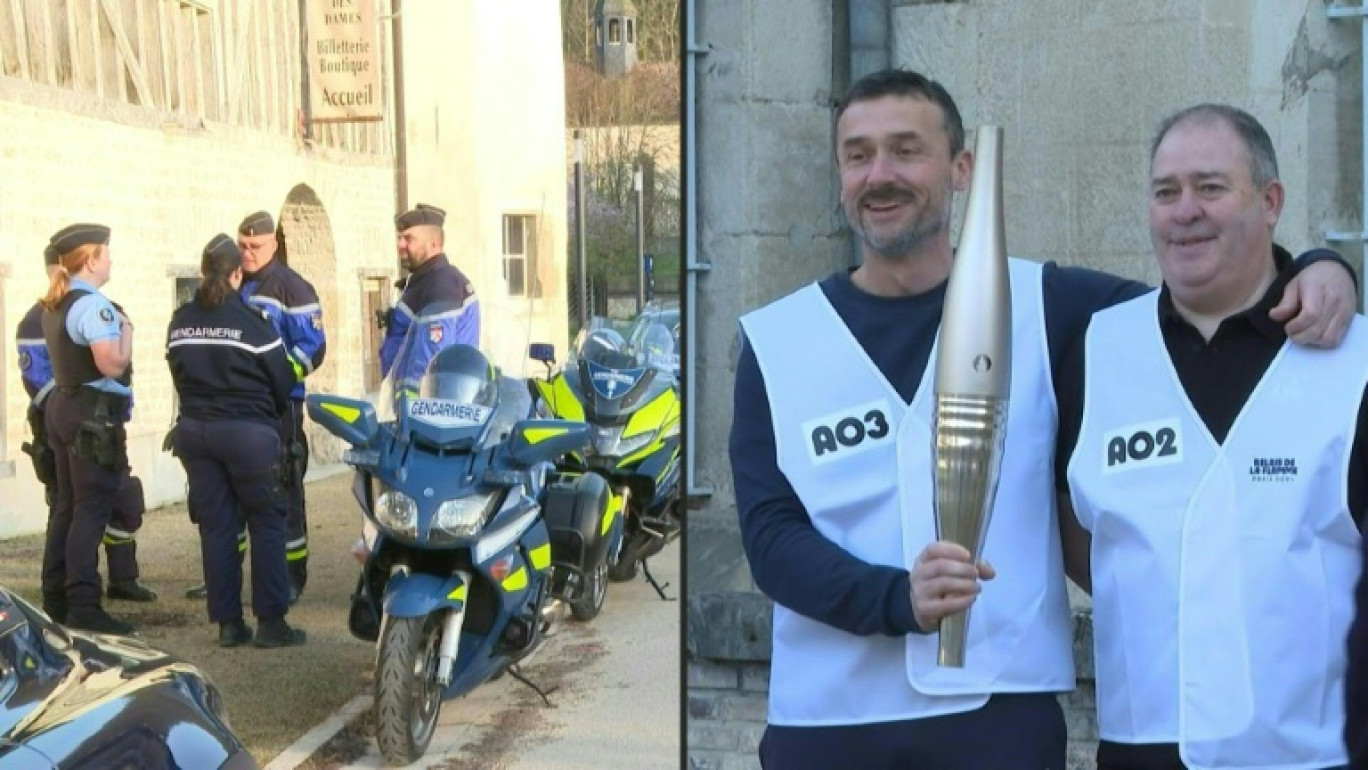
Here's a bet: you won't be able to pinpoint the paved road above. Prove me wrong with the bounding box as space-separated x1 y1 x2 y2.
302 542 681 769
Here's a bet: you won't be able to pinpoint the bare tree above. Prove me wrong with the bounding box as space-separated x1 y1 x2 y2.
635 0 680 63
561 0 593 65
563 1 682 308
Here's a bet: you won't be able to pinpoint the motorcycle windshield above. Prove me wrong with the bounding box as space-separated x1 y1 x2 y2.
569 316 674 420
378 300 531 450
379 300 481 422
631 322 678 382
566 316 633 369
486 374 533 451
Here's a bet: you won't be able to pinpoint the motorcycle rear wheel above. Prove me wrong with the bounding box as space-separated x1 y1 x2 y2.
375 614 444 766
570 562 608 621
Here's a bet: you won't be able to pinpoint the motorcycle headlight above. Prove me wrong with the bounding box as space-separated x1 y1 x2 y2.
376 487 419 540
588 425 655 458
435 491 499 540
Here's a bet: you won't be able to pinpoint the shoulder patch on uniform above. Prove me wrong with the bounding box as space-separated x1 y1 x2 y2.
18 351 31 371
310 315 322 330
98 307 115 324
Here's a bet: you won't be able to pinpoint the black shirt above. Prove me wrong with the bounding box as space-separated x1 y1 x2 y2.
1054 245 1368 769
1055 245 1368 513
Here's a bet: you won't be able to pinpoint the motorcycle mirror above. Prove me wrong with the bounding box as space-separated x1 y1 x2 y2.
505 419 590 468
529 343 556 366
305 394 380 448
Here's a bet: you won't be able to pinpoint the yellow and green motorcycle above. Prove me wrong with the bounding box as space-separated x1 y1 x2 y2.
529 318 681 597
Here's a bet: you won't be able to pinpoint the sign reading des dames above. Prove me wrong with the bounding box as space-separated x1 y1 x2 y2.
306 0 382 122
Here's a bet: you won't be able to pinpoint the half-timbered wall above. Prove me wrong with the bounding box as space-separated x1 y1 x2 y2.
0 0 392 155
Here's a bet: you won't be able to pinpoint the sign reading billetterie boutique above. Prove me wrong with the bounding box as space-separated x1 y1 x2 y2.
306 0 382 122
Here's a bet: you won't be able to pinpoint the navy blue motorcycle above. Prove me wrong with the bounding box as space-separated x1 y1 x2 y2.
307 320 617 766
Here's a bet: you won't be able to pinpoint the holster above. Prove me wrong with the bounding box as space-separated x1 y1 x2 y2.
21 407 56 486
161 415 179 456
283 440 306 486
73 397 122 469
274 457 292 489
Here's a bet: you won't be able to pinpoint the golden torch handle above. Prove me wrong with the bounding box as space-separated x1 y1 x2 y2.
931 125 1011 668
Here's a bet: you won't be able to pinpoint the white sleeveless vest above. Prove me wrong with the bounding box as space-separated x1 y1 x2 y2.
741 259 1075 726
1067 292 1366 769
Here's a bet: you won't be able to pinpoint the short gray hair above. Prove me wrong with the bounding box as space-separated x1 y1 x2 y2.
1149 104 1279 189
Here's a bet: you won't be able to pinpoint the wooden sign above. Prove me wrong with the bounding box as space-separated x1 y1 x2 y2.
305 0 383 123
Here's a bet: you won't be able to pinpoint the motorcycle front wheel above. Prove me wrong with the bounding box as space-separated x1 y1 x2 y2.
570 562 608 621
375 614 443 766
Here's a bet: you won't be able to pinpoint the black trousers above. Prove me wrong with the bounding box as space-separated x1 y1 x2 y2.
1097 741 1348 770
758 693 1066 770
42 390 126 609
41 465 144 582
280 400 308 587
176 417 290 623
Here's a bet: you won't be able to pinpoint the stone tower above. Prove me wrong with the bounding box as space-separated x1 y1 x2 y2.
594 0 638 78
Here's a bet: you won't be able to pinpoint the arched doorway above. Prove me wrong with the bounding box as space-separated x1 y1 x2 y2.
276 184 343 465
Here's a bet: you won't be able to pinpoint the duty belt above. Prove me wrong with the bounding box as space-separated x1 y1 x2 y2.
61 386 130 413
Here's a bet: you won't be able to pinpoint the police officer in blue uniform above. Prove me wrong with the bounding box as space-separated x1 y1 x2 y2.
235 210 324 601
167 234 305 648
379 204 479 395
18 244 157 611
39 223 138 634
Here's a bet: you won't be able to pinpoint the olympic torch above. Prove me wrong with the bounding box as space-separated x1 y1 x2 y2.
931 125 1011 668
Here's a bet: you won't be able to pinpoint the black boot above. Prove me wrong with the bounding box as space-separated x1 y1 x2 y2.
66 606 135 635
185 583 208 600
41 598 68 624
107 579 158 602
218 618 253 648
253 617 306 648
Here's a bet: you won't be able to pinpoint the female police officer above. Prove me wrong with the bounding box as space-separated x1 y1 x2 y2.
167 234 305 648
39 223 136 634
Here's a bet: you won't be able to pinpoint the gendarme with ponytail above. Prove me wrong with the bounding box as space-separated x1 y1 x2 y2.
40 224 111 311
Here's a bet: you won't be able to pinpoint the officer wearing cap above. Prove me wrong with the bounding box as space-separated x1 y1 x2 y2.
18 244 157 613
235 210 325 602
39 223 137 635
379 203 480 396
167 234 305 648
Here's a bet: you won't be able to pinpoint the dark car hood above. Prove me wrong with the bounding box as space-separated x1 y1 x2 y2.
0 589 252 769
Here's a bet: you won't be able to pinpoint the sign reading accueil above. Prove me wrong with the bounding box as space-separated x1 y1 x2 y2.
306 0 382 123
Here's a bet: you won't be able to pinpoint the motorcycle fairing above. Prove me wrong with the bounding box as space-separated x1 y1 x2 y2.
617 388 682 467
382 572 468 618
404 397 493 450
632 439 682 509
533 375 584 422
585 360 647 400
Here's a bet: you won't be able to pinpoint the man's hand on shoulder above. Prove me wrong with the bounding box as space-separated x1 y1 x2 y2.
1271 258 1356 348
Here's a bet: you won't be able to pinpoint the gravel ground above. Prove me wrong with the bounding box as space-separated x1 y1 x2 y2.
0 469 377 766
